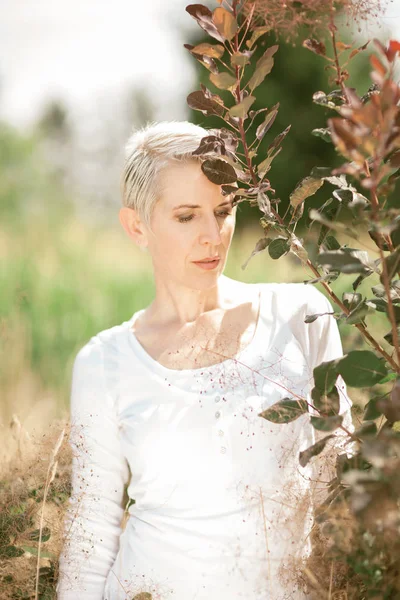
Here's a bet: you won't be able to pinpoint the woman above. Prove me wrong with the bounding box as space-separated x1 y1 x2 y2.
56 121 353 600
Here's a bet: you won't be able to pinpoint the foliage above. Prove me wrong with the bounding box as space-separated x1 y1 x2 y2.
0 424 70 600
186 4 389 230
184 0 400 596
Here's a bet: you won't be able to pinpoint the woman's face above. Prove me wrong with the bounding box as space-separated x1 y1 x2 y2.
145 160 237 290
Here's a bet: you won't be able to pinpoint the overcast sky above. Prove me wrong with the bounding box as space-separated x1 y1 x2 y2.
0 0 399 131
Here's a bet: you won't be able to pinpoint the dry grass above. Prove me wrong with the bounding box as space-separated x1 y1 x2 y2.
0 213 391 597
0 419 71 599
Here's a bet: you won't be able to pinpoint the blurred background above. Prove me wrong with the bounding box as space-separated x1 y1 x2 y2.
1 0 399 442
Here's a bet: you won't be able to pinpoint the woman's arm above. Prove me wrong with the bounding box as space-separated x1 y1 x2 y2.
56 337 130 599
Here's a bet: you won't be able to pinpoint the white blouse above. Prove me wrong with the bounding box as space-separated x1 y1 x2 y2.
56 281 353 600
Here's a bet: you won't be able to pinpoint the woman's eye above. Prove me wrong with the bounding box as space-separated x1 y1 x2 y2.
177 211 232 224
178 210 232 223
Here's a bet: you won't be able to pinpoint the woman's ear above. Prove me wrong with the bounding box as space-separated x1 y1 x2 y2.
119 207 148 249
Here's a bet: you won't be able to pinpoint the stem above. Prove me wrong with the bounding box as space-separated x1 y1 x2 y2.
35 464 52 600
304 256 400 373
329 4 346 96
229 0 399 373
258 487 272 588
237 2 255 52
365 159 400 366
231 1 259 187
218 58 236 73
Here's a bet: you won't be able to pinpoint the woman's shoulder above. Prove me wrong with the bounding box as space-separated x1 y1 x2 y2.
73 319 132 367
223 276 329 309
255 280 331 319
230 278 327 303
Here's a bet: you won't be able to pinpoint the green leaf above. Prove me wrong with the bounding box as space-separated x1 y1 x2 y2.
247 45 279 92
313 359 340 394
377 371 398 384
389 302 400 323
304 313 322 324
336 351 388 387
324 235 341 250
257 191 273 217
372 281 400 301
352 271 374 290
310 166 333 179
259 398 308 424
126 498 136 510
366 297 387 312
0 545 25 558
228 95 256 119
209 72 237 90
384 328 400 346
311 385 341 416
241 237 270 270
133 593 153 600
363 397 383 421
9 503 27 516
310 414 343 431
354 421 378 438
317 248 373 274
332 188 354 203
267 124 291 155
26 527 51 542
312 90 344 110
20 545 55 559
201 158 237 185
312 128 332 143
345 299 373 325
299 435 335 467
268 237 290 259
380 246 400 283
290 176 324 208
257 147 282 179
304 306 334 324
342 292 362 310
376 378 400 421
255 105 279 141
303 273 339 285
392 377 400 405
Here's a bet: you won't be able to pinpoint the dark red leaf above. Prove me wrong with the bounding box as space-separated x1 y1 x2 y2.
187 90 225 117
303 38 326 57
186 4 225 43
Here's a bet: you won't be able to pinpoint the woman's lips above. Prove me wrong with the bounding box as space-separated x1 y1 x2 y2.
192 258 220 270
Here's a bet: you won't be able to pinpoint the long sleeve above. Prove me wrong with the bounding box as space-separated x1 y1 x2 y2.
56 337 130 599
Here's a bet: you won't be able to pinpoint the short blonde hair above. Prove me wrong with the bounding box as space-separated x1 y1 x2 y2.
121 120 209 231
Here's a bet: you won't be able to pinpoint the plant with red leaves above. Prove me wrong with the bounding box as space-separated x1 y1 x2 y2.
184 0 400 596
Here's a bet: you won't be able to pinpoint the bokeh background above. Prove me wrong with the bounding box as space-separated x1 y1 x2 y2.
1 0 399 446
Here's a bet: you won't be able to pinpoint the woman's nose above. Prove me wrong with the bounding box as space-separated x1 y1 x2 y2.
199 214 222 246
